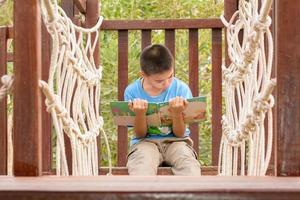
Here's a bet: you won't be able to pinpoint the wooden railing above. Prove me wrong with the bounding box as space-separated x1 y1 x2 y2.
100 19 224 166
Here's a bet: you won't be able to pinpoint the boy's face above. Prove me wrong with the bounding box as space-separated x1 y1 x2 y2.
142 68 174 91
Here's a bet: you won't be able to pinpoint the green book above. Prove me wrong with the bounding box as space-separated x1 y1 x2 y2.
110 96 206 127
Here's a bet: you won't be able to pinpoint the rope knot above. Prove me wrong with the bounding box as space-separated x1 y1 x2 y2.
254 16 272 32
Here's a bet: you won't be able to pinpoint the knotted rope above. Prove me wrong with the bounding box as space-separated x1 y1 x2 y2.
219 0 276 176
40 0 112 176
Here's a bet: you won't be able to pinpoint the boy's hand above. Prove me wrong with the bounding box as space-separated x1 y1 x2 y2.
169 96 188 116
128 98 148 116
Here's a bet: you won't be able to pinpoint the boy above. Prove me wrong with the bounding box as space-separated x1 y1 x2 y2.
124 44 201 176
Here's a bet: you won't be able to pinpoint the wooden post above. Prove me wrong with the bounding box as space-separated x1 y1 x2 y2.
275 0 300 176
41 22 52 174
211 28 222 166
13 0 42 176
0 27 8 175
117 30 129 166
224 0 238 66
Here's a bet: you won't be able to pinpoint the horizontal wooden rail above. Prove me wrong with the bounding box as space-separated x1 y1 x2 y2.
100 18 224 30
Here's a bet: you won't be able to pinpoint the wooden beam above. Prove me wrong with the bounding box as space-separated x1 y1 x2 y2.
211 28 222 166
101 19 223 30
275 0 300 176
117 30 128 166
99 166 217 176
0 176 300 200
13 0 42 176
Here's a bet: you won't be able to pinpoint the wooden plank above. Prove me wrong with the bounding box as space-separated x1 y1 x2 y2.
0 27 8 175
101 19 224 30
41 23 52 174
1 176 300 200
117 30 129 166
211 29 222 166
188 29 199 154
99 166 217 176
164 29 175 59
13 0 42 176
141 30 151 50
275 0 300 176
73 0 86 14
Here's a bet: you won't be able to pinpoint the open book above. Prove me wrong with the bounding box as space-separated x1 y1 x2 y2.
110 96 206 127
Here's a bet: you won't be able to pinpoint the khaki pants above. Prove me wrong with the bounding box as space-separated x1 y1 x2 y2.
127 137 201 176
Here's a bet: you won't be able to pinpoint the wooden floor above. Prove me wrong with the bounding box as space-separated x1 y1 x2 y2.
1 175 300 200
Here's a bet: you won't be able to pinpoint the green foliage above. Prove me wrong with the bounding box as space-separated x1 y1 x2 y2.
0 0 13 25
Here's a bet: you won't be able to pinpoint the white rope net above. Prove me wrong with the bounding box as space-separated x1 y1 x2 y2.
40 0 112 176
219 0 275 176
0 75 13 102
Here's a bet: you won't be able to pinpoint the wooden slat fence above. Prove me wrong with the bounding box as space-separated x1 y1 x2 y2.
100 19 224 166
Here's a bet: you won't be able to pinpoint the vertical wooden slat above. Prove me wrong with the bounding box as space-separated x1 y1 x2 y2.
0 27 8 175
61 0 75 175
211 28 222 166
41 23 52 174
141 30 151 50
118 30 128 166
188 29 199 155
165 29 175 61
224 0 238 66
13 0 42 176
275 0 300 176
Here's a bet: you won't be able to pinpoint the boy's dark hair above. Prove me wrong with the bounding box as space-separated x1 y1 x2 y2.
140 44 174 75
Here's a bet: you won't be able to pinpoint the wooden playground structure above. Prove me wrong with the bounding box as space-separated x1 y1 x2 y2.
0 0 300 199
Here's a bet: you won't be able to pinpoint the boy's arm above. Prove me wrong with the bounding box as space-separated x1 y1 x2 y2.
169 97 187 137
129 99 148 138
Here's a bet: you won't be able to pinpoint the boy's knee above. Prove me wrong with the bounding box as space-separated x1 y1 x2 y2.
165 141 201 175
127 142 161 175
